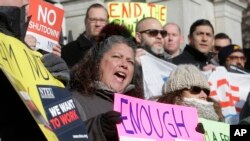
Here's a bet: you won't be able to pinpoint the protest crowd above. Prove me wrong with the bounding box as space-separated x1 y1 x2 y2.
1 0 250 141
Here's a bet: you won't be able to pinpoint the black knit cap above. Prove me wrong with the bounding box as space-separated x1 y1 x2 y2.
218 44 243 65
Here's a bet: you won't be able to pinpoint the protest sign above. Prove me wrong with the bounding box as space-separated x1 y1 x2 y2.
26 0 64 53
108 2 167 35
208 67 250 124
0 33 88 140
140 52 176 99
114 94 204 141
199 118 229 141
140 52 250 125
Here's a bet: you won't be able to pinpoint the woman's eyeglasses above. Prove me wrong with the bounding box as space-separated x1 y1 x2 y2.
139 29 167 38
183 86 210 96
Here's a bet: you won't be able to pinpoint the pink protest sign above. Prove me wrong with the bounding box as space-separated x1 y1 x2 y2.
114 94 204 141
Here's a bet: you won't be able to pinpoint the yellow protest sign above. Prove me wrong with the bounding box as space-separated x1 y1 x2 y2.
0 33 60 140
108 2 167 36
0 33 88 141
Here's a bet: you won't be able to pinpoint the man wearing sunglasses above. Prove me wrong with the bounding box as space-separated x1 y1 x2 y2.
171 19 216 71
135 17 169 61
218 44 249 74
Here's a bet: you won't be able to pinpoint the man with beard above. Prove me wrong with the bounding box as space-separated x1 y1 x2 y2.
134 17 168 62
218 44 249 74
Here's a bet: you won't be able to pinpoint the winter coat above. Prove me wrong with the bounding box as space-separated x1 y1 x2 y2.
71 83 135 141
172 44 212 70
72 90 112 141
62 33 94 68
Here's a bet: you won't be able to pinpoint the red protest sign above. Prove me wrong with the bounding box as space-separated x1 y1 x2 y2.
27 0 64 52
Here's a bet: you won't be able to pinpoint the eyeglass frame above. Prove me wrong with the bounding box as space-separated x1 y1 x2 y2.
87 17 108 24
138 29 168 38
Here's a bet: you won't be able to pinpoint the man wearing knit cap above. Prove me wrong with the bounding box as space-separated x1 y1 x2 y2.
218 44 248 74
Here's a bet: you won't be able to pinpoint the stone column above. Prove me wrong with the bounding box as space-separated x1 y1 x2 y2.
214 0 247 46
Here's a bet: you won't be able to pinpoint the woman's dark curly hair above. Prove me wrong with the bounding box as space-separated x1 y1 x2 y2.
98 22 133 42
69 35 144 98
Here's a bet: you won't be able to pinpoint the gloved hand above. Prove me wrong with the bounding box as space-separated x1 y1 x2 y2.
100 111 122 140
41 53 70 85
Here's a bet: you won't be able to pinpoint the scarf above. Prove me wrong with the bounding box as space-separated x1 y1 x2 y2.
182 98 219 121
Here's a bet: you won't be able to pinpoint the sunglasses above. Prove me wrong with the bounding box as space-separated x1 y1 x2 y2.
183 86 210 96
139 29 167 38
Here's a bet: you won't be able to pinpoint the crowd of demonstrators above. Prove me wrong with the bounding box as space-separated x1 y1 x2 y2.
62 3 109 69
134 17 168 62
210 32 232 65
171 19 216 71
163 22 184 59
3 0 250 139
157 64 224 122
218 44 249 74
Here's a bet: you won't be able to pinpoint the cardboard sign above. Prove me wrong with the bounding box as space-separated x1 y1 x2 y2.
114 94 204 141
0 32 88 141
108 2 167 36
199 118 229 141
27 0 64 53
